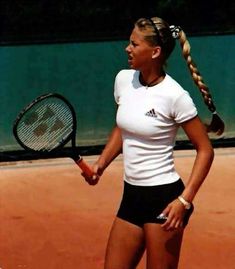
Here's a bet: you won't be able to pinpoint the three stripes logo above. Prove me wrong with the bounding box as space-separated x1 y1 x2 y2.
145 108 158 118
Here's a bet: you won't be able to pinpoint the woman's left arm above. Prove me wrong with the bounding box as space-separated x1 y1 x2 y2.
180 116 214 203
161 116 214 230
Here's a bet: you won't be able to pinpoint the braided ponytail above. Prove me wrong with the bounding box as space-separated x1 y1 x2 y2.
170 26 225 135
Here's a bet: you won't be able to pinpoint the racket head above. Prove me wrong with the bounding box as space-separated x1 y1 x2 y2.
13 93 77 153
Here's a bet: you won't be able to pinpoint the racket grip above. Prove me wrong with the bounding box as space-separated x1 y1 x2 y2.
75 158 94 177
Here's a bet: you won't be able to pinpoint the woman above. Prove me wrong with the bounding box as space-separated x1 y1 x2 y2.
83 17 224 269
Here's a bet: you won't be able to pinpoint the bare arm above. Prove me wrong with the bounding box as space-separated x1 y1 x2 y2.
83 125 123 185
96 125 123 171
162 116 214 230
180 116 214 202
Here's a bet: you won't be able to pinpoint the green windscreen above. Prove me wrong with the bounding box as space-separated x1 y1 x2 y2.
0 35 234 153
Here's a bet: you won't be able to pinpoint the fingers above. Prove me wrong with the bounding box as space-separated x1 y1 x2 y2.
159 200 185 231
81 163 103 186
82 172 99 185
161 216 183 231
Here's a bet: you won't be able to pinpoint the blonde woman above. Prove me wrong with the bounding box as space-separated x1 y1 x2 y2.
83 16 224 269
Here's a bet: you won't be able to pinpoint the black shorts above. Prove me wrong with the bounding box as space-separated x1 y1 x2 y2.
117 179 194 228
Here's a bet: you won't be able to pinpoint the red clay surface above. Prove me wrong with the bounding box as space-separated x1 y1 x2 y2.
0 147 235 269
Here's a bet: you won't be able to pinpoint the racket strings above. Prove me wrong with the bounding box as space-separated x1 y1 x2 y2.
18 109 72 150
16 98 74 151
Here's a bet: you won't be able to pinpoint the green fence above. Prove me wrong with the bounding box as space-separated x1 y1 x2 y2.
0 34 234 155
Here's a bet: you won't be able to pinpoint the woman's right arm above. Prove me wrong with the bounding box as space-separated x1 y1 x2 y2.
83 125 123 185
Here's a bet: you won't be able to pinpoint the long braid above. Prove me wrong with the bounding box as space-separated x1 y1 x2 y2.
171 26 224 135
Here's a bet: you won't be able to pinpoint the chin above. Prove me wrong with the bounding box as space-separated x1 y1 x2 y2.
128 63 136 69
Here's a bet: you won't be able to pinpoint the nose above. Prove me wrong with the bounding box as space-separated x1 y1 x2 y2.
125 44 131 53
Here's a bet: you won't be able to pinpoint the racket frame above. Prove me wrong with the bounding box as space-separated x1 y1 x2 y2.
13 93 77 154
13 92 95 177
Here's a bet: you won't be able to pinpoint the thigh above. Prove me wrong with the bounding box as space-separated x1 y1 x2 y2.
105 217 145 269
144 224 184 269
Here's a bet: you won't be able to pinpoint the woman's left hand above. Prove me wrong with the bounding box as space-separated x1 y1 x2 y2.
160 199 187 231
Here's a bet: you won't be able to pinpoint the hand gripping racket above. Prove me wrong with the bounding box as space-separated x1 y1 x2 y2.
13 93 93 177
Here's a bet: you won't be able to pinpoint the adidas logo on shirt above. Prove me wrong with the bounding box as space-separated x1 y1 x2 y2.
145 108 158 118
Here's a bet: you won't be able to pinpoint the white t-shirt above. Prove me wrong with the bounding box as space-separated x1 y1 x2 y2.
114 69 197 186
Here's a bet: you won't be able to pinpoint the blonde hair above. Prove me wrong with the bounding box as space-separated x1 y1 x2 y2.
135 17 224 135
177 29 224 135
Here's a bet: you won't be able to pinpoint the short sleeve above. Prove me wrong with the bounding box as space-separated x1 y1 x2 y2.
114 71 124 105
172 91 198 123
114 74 119 104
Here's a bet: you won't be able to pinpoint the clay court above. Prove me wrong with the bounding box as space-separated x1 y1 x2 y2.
0 147 235 269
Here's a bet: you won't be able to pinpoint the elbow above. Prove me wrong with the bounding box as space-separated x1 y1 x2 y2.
206 146 214 171
202 144 214 166
209 145 215 164
195 142 214 165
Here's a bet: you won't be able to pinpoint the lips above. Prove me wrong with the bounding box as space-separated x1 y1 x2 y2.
127 55 133 64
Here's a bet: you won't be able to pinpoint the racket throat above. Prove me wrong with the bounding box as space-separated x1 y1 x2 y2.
74 155 82 163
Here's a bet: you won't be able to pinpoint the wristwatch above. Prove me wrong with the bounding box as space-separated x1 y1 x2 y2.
178 196 192 210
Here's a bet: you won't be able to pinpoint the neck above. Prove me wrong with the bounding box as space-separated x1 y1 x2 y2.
139 72 165 88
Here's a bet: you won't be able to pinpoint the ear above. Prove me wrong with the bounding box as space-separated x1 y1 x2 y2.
152 46 162 59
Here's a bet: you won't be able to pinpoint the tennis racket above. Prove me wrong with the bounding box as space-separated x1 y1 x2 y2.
13 93 93 177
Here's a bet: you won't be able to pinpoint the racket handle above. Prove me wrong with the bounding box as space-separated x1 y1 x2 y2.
75 158 94 177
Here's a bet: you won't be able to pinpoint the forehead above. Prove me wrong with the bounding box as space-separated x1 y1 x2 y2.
130 26 147 42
